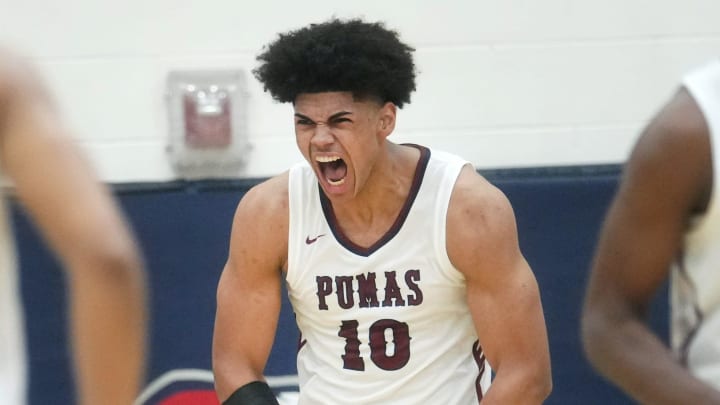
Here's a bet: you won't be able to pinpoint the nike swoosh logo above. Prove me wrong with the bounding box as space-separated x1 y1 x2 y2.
305 234 326 245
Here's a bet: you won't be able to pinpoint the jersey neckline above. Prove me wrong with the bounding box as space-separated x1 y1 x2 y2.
318 144 431 257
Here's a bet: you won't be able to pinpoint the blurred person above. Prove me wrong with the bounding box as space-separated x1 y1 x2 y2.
213 18 552 404
582 59 720 404
0 48 147 405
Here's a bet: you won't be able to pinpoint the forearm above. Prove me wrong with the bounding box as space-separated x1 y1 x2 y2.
212 327 275 401
583 314 720 404
68 261 146 405
480 367 551 405
213 360 269 402
213 261 282 402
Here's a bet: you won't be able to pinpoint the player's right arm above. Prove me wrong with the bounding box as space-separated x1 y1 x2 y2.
212 173 289 403
581 87 720 404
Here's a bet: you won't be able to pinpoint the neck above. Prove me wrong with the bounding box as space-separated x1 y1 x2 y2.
330 143 421 230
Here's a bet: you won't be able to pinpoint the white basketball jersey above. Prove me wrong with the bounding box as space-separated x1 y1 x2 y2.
671 59 720 388
0 175 27 404
286 145 491 404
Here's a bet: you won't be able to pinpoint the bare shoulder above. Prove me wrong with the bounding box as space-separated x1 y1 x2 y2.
648 86 707 141
0 47 25 86
448 165 515 238
234 171 289 228
0 48 45 100
228 171 290 270
633 87 708 164
621 86 711 215
0 48 55 144
447 165 519 278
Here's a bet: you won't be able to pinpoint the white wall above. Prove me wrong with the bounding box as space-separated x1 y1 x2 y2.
1 0 718 182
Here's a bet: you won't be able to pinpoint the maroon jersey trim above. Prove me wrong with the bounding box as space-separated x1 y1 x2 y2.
319 144 431 257
473 340 486 402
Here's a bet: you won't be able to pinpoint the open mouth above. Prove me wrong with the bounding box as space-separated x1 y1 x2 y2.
316 156 347 186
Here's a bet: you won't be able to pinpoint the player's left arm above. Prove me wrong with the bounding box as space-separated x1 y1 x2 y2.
448 165 552 404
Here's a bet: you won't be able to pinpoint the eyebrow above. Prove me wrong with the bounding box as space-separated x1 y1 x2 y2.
294 111 353 123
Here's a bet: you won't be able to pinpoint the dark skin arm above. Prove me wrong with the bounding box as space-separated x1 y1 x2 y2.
581 87 720 404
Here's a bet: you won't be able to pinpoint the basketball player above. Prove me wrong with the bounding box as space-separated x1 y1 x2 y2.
0 49 147 404
582 59 720 403
212 18 552 404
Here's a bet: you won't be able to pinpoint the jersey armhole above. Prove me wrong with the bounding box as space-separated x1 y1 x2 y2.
434 160 470 282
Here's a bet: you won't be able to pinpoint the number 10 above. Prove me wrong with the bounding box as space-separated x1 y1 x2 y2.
338 319 411 371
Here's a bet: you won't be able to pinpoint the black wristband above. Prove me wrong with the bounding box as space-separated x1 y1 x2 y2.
222 381 280 405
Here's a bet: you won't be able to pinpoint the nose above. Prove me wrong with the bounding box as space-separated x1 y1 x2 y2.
311 123 334 147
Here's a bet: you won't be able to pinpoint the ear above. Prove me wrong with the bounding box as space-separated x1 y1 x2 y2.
377 102 397 138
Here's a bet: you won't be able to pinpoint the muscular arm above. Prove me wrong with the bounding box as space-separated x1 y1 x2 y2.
448 165 552 404
0 51 146 405
212 174 288 402
581 87 720 404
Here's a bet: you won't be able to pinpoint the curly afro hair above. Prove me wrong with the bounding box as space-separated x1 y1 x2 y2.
253 18 416 108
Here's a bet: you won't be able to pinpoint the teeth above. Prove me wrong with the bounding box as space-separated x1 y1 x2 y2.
316 156 341 163
315 155 345 186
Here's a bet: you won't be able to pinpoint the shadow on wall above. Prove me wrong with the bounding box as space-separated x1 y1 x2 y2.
14 166 667 405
